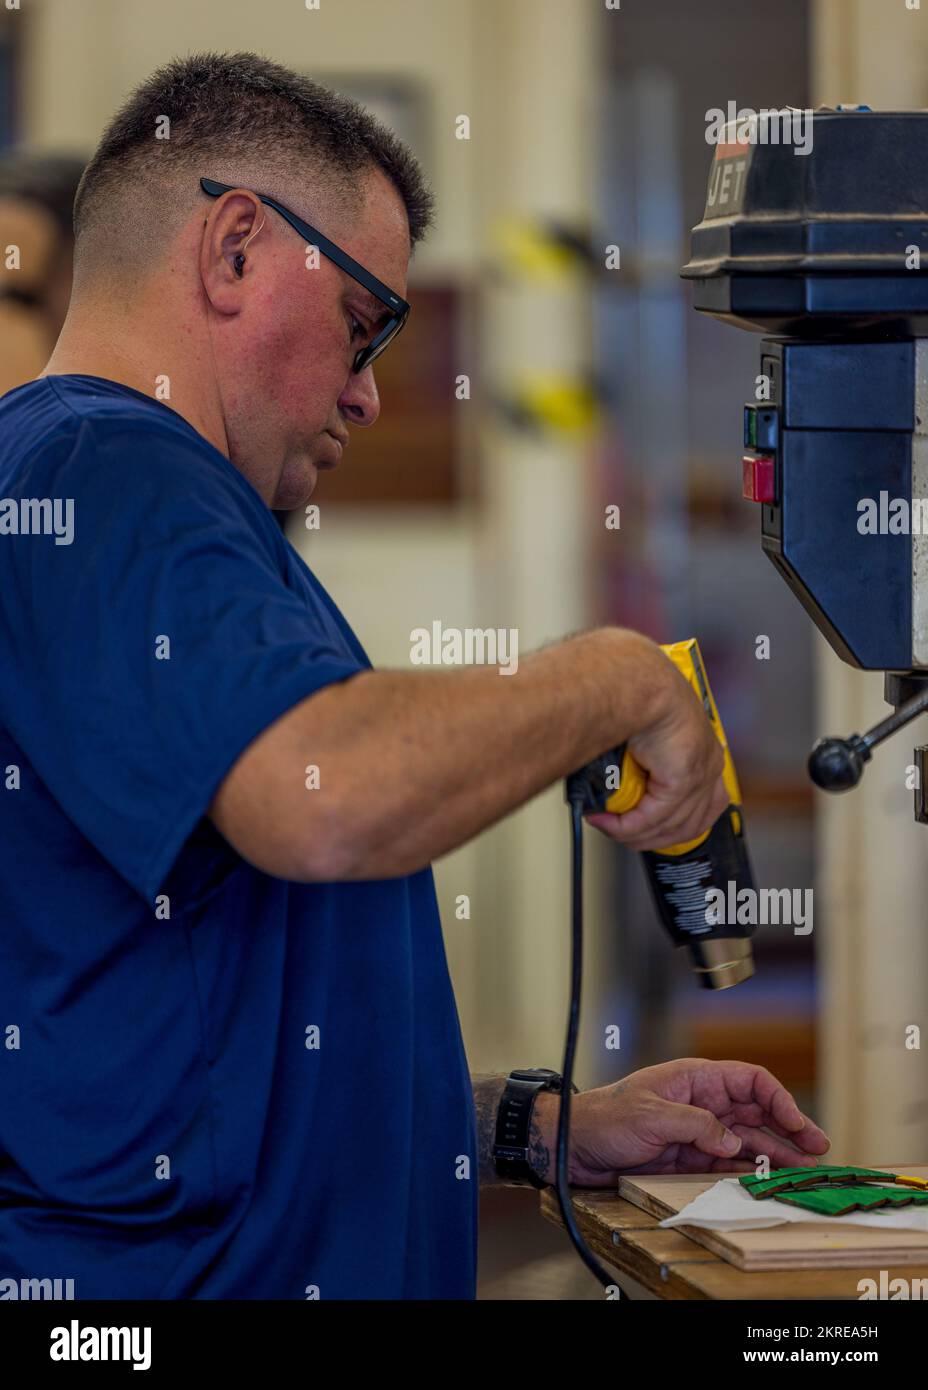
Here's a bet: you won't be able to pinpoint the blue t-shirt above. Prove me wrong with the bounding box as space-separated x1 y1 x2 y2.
0 375 477 1300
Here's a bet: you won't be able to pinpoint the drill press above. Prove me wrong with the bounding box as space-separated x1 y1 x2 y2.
683 106 928 813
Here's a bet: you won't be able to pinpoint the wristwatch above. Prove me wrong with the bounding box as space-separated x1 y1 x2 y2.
492 1068 577 1189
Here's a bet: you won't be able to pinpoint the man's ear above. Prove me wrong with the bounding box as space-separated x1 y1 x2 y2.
200 190 264 303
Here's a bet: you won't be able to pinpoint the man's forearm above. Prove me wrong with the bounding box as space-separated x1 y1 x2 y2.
316 627 674 880
472 1073 559 1188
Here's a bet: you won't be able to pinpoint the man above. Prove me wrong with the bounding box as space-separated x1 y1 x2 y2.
0 51 828 1301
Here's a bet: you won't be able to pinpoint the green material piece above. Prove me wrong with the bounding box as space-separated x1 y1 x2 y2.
740 1165 895 1200
776 1186 928 1217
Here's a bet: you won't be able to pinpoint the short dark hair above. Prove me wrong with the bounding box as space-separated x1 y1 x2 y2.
72 51 435 287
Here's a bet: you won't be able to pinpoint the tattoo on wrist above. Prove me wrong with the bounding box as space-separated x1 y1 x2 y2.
472 1073 510 1187
527 1106 552 1185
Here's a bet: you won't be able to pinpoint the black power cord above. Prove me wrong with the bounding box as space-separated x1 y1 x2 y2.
555 795 624 1294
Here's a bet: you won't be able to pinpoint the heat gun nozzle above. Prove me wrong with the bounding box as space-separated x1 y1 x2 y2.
689 936 755 990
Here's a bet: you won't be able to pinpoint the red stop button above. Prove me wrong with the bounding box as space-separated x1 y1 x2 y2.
743 454 775 504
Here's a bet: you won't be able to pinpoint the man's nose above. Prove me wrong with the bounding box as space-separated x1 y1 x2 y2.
338 364 380 427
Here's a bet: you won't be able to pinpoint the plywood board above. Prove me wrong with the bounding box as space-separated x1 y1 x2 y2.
618 1166 928 1270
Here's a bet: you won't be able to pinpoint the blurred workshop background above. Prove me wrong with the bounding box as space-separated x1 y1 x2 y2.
2 0 928 1299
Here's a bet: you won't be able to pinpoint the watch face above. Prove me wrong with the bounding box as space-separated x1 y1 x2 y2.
511 1068 559 1083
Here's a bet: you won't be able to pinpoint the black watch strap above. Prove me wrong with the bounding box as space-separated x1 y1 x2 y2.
492 1068 575 1189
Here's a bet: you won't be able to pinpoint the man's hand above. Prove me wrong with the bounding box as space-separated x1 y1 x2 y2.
583 634 729 853
531 1058 831 1186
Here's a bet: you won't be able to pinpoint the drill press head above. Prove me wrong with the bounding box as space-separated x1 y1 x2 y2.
682 108 928 678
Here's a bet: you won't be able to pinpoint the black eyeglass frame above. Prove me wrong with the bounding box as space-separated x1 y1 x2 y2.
200 176 410 373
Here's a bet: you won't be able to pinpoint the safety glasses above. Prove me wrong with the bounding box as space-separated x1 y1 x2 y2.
200 177 410 372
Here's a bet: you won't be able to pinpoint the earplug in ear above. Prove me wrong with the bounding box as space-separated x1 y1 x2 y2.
233 214 264 279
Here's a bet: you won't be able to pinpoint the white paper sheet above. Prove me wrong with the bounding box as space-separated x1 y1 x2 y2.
657 1178 928 1233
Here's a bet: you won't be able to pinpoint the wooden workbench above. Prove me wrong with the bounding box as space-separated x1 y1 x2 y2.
539 1187 928 1299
